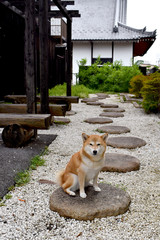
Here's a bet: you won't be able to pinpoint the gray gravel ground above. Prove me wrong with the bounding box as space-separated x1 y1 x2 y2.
0 94 160 240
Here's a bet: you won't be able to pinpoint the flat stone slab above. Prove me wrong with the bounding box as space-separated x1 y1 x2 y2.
53 117 70 124
101 104 119 108
86 102 103 106
97 125 130 134
102 153 140 172
107 136 146 149
81 98 98 103
66 110 76 116
96 93 110 98
100 112 124 118
103 108 125 112
50 183 131 220
84 117 113 124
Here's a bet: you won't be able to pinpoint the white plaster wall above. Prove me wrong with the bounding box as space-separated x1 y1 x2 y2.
113 42 133 66
93 42 112 58
72 42 91 84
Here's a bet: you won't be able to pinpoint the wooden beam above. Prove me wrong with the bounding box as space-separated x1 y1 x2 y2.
67 19 72 96
53 0 71 21
4 95 79 104
48 10 80 18
0 104 67 116
25 0 36 114
0 113 52 129
39 0 49 113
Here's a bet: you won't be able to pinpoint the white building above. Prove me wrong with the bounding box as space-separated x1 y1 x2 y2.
68 0 156 83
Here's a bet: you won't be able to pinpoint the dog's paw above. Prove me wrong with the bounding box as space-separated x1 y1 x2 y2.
66 190 76 196
80 192 87 198
94 186 101 192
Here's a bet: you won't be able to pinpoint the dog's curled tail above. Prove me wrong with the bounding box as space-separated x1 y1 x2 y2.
55 169 65 186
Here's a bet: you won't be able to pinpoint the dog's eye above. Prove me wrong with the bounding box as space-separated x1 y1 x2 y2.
97 143 101 146
90 143 93 146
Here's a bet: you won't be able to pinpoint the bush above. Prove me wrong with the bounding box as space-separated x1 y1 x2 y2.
77 59 141 92
49 83 96 98
141 73 160 113
129 75 146 97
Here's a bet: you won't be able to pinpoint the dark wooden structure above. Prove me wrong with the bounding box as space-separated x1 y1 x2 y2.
0 0 80 147
0 0 80 110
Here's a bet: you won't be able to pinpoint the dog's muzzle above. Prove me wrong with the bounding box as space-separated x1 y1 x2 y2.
93 150 97 155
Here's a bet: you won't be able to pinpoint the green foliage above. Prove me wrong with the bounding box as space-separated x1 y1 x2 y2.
141 72 160 113
49 83 97 98
30 155 45 170
49 84 66 96
15 170 30 187
77 59 141 92
129 74 146 97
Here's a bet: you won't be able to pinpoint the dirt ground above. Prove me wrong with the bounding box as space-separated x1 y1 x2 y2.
0 133 57 198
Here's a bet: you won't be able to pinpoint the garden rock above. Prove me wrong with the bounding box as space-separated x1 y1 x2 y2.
84 117 113 124
81 98 98 103
96 93 110 98
97 125 130 134
101 104 119 108
107 136 146 149
86 102 103 106
103 108 125 112
53 117 70 124
102 153 140 172
50 183 131 220
100 112 124 118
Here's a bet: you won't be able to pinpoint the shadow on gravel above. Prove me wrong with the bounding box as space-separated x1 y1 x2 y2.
0 134 57 198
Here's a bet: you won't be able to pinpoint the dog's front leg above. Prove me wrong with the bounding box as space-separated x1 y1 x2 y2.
93 172 101 192
78 169 86 198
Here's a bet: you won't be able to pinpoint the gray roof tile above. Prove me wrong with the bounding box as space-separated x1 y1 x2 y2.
67 0 156 41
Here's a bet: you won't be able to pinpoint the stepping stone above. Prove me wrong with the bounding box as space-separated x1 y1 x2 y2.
103 108 125 112
53 117 70 124
97 125 130 134
102 153 140 172
96 93 110 98
87 102 103 106
100 112 124 118
84 117 113 124
50 183 131 220
81 98 98 103
66 110 76 116
107 136 146 149
101 104 119 108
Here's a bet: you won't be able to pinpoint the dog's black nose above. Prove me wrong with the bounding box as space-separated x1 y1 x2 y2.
93 150 97 155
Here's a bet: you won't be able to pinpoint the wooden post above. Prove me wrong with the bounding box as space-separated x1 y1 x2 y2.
25 0 36 114
39 0 49 113
67 19 72 96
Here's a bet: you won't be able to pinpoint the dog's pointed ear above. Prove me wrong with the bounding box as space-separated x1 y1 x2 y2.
101 133 108 142
82 133 89 142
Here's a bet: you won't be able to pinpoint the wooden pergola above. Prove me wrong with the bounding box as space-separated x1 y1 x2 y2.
0 0 80 114
25 0 80 114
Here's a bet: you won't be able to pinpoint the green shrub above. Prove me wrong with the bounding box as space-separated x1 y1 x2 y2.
77 59 141 92
129 75 146 97
141 75 160 113
49 83 96 98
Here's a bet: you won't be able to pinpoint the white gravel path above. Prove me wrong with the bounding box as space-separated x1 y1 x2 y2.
0 94 160 240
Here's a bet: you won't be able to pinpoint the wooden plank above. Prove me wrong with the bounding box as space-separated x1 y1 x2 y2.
67 19 72 96
0 114 51 129
0 104 67 116
25 0 36 113
4 95 79 104
39 0 49 113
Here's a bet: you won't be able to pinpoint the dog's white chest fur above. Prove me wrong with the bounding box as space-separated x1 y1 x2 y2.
81 155 104 182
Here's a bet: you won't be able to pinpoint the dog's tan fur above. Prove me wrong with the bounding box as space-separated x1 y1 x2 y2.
56 133 108 198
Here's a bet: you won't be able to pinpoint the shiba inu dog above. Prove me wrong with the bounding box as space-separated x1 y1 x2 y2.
56 133 108 198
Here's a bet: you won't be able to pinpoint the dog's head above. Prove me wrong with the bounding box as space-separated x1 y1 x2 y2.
82 133 108 160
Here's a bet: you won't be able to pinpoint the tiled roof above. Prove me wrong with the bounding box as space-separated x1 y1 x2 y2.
67 0 156 41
